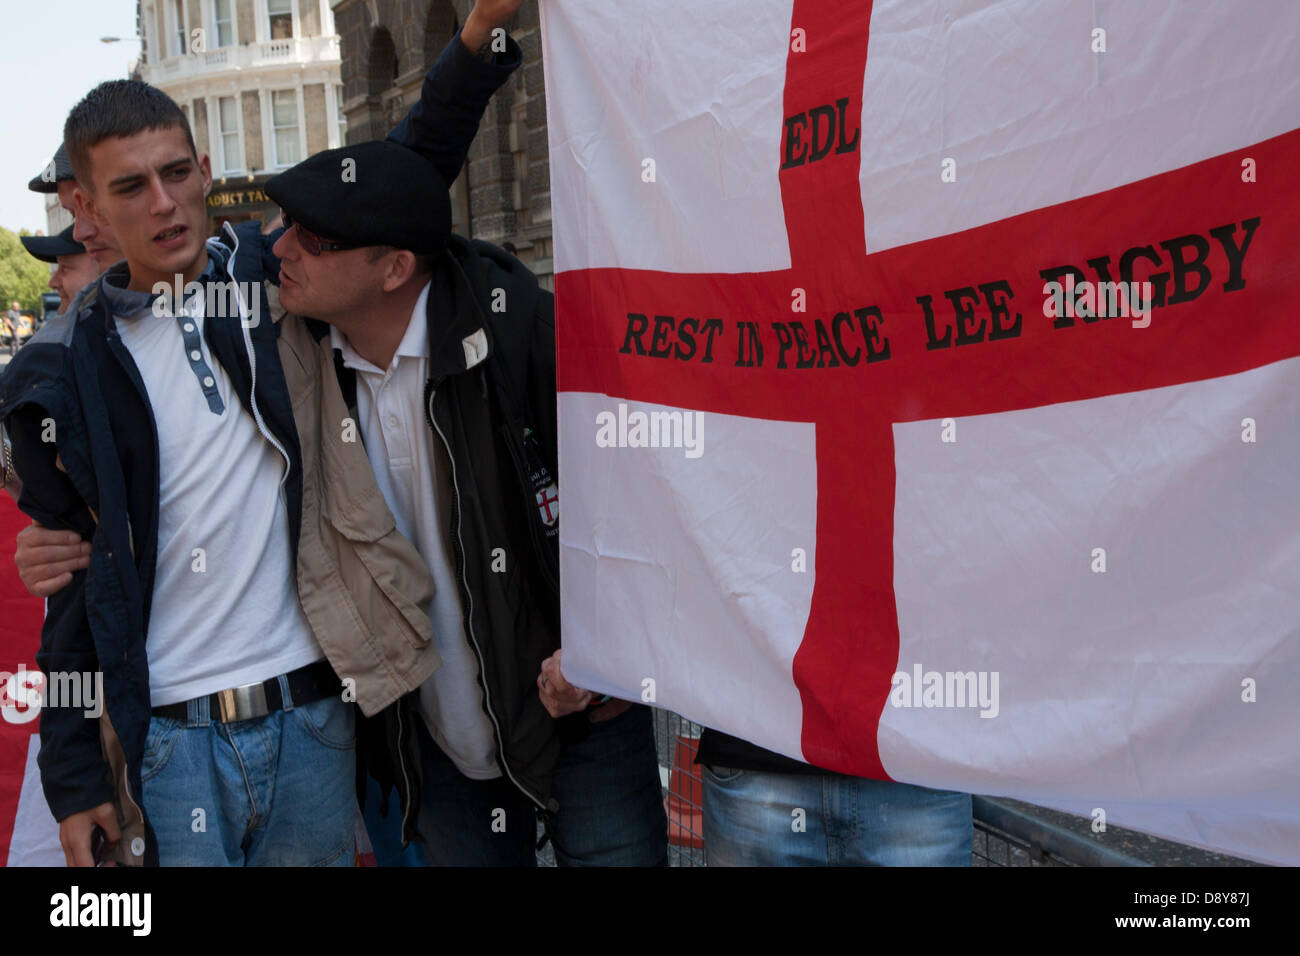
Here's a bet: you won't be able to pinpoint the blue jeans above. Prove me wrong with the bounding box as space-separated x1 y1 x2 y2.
141 688 357 866
702 765 972 866
361 773 428 867
416 704 667 866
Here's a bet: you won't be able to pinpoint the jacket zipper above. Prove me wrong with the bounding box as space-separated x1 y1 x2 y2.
221 225 291 483
395 701 414 841
426 384 547 813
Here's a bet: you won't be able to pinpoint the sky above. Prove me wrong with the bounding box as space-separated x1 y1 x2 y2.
0 0 141 235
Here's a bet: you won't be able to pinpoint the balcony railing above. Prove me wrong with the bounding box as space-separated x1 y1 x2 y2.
146 35 339 82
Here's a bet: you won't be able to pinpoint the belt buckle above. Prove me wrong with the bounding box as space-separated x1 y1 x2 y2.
215 681 270 723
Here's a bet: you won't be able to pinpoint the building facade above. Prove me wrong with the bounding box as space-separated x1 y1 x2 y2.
135 0 346 231
330 0 553 286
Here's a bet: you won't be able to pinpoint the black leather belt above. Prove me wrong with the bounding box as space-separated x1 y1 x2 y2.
151 659 340 723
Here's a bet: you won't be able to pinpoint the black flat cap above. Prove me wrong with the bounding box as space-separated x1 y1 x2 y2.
265 141 451 254
20 225 85 263
28 143 75 193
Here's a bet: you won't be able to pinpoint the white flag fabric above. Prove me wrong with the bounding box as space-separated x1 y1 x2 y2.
542 0 1300 865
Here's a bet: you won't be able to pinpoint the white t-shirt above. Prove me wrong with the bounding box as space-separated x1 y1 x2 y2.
331 282 500 779
114 286 322 706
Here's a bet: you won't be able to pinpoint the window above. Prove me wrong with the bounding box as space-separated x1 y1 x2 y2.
267 0 294 40
271 90 301 167
217 97 241 173
213 0 234 47
335 85 347 145
172 0 187 56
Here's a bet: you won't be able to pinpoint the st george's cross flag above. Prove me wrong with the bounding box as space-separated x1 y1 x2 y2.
541 0 1300 864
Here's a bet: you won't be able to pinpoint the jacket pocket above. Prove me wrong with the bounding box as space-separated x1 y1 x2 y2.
291 696 357 750
328 513 436 654
141 717 182 782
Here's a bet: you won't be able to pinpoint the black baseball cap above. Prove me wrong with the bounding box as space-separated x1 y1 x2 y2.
28 143 75 194
20 225 86 263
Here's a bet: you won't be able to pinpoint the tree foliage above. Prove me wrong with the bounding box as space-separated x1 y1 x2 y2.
0 225 52 312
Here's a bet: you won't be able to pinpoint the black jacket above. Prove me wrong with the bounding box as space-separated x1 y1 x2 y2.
345 234 570 840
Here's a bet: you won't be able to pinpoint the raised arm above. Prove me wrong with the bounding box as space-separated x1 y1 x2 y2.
385 0 525 185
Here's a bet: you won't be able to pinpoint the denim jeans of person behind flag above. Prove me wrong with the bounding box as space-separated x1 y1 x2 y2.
702 765 972 866
141 691 356 866
417 703 666 865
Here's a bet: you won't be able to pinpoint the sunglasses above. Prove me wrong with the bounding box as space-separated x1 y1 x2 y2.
280 209 365 256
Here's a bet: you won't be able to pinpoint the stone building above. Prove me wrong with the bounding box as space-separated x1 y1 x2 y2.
135 0 346 231
330 0 553 286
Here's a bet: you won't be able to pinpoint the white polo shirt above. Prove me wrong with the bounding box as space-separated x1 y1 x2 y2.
114 286 322 706
331 282 500 779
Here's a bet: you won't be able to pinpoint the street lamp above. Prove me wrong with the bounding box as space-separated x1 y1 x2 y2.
100 36 144 78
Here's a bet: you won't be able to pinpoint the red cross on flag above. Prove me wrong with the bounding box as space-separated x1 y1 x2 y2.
541 0 1300 864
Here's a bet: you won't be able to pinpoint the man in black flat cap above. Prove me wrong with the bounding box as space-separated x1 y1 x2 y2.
20 226 97 315
264 139 668 866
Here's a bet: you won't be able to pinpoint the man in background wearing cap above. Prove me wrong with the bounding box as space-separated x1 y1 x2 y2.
28 142 125 280
20 226 97 315
3 0 530 866
265 138 668 867
2 145 149 508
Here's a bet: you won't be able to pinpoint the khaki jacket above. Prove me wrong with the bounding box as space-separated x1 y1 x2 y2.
275 301 441 718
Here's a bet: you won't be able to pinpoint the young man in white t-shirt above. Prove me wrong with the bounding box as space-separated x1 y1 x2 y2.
21 81 355 867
